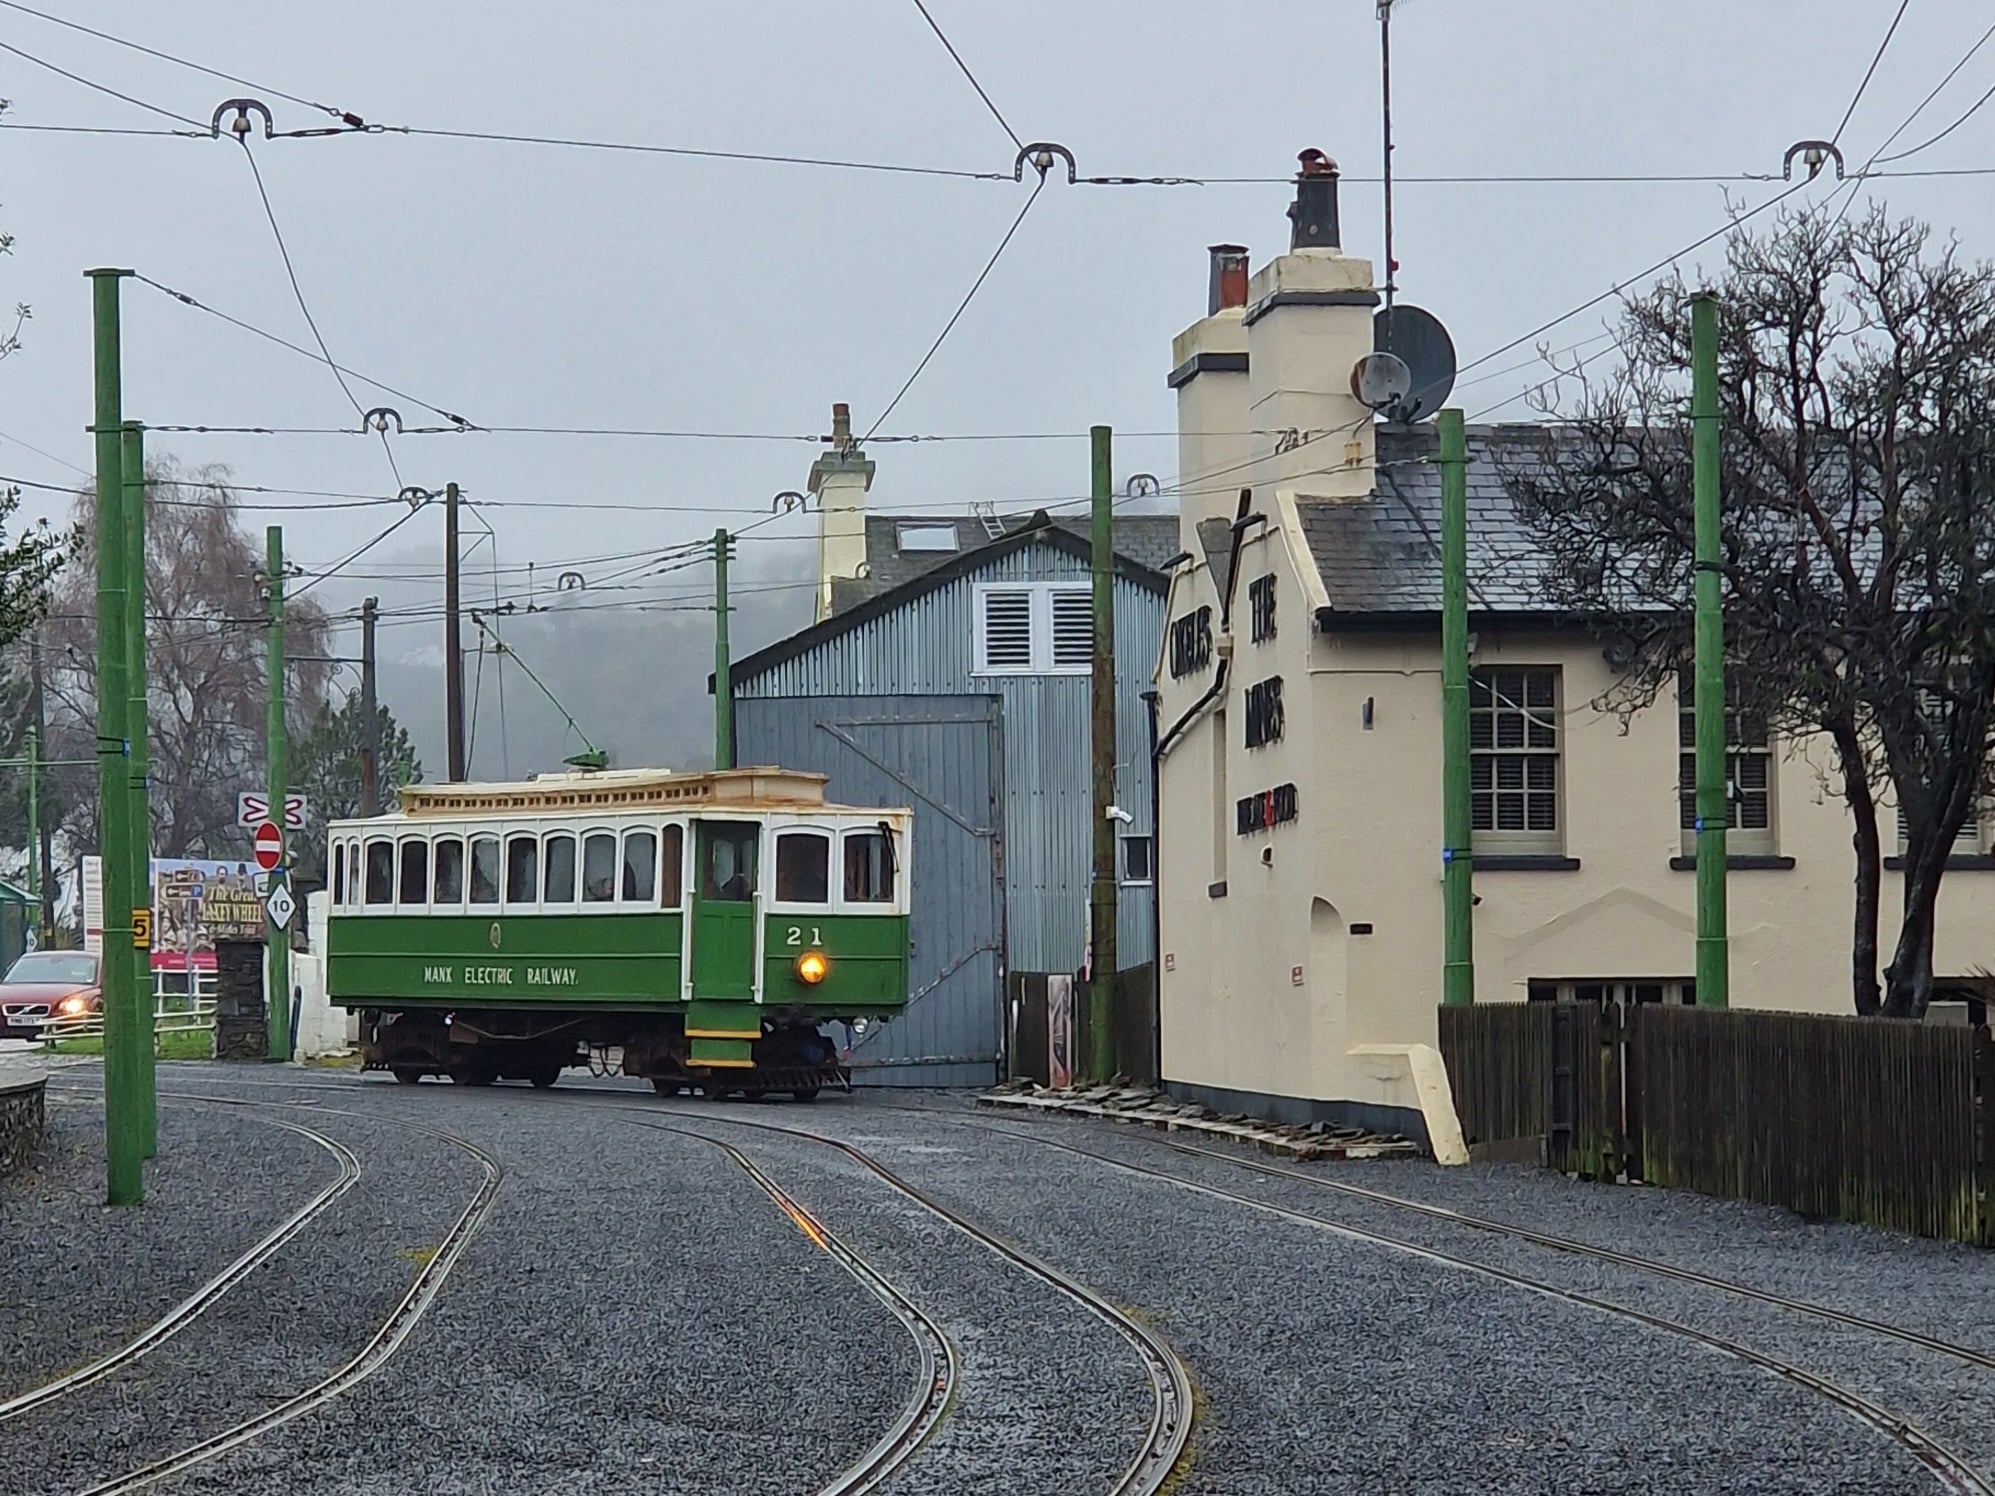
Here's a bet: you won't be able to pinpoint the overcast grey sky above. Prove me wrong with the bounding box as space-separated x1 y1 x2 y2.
5 0 1994 756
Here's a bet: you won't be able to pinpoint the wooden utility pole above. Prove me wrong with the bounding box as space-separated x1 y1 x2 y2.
444 482 465 782
359 596 380 816
1089 424 1118 1082
713 528 734 770
1691 292 1730 1008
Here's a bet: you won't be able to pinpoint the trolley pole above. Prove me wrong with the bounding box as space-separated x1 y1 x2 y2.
123 420 155 1155
1439 408 1475 1007
444 482 465 782
265 525 293 1061
1691 292 1729 1008
359 596 380 817
1088 424 1118 1083
714 527 734 771
88 266 139 1206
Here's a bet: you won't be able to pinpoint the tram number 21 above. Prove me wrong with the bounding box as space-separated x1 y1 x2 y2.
785 926 823 948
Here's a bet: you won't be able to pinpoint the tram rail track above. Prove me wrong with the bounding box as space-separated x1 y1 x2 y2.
981 1120 1994 1496
42 1082 504 1496
622 1117 956 1495
630 1104 1195 1496
0 1111 362 1424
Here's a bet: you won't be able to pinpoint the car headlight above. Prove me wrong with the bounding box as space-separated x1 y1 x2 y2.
57 994 87 1016
795 950 830 985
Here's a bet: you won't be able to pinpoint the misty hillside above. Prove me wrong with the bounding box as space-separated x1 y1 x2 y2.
321 537 817 781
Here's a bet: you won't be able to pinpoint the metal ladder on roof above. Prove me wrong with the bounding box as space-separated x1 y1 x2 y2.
970 501 1005 540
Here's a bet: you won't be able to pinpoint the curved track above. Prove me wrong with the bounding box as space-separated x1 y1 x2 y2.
986 1121 1994 1496
43 1084 505 1496
623 1118 956 1495
630 1105 1195 1496
0 1112 362 1423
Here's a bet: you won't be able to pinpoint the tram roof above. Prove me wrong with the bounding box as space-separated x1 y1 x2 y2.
379 765 859 820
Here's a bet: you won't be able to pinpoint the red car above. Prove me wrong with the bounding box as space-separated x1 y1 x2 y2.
0 952 103 1039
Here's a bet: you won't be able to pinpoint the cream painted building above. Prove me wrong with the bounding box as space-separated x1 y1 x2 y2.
1154 154 1995 1140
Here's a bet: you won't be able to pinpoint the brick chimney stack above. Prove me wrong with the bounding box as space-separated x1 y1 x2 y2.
1169 245 1255 557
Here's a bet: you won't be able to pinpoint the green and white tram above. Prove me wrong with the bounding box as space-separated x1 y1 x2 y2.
325 766 911 1097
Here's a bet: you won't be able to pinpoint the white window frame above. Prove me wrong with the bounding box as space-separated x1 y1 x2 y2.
396 835 431 911
362 836 396 911
579 826 621 910
1469 666 1563 855
658 821 688 910
1120 833 1154 886
619 825 661 907
770 822 835 913
1893 689 1989 856
430 832 468 912
837 823 900 911
973 581 1093 676
541 827 580 910
465 829 503 910
1676 675 1777 857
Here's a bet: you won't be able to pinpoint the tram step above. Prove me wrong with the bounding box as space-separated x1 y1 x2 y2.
686 1000 761 1041
689 1036 755 1068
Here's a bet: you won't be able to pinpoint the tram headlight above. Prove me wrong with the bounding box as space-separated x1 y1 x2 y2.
795 950 830 986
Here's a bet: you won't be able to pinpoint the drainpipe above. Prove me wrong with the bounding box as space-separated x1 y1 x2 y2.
1143 685 1162 1079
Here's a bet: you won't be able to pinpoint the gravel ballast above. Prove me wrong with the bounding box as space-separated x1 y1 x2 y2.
751 1098 1948 1494
0 1086 337 1399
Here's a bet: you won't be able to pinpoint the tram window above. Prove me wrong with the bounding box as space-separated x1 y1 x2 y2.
700 824 759 902
398 840 429 906
543 833 577 904
843 831 894 904
433 837 465 905
659 825 684 907
505 834 539 905
332 843 346 907
582 832 617 904
776 832 831 904
364 840 394 906
347 844 360 907
622 830 657 902
468 836 500 906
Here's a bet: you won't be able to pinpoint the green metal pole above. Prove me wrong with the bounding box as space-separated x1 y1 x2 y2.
123 422 154 1152
265 525 292 1060
1089 424 1118 1083
1439 408 1475 1007
1692 291 1729 1009
714 528 733 771
87 267 139 1205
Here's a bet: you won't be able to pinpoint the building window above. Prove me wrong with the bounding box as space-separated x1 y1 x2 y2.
1121 834 1154 885
1677 673 1775 855
974 582 1093 675
1470 667 1561 851
1244 676 1284 749
1249 574 1276 643
1895 689 1985 855
1528 978 1695 1007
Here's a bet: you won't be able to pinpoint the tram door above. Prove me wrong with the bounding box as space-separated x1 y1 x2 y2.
689 821 760 1001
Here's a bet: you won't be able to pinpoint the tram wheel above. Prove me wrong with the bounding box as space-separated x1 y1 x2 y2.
790 1086 820 1103
650 1077 684 1097
529 1066 561 1089
391 1067 423 1086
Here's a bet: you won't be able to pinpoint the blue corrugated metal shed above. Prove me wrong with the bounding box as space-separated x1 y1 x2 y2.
728 517 1167 981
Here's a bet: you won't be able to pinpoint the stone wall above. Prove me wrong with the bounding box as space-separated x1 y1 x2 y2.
0 1073 46 1176
214 939 268 1062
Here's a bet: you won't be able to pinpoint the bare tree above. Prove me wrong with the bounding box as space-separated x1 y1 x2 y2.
42 459 334 857
1506 204 1995 1019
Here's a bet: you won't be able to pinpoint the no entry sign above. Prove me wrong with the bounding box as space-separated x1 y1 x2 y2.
252 820 284 873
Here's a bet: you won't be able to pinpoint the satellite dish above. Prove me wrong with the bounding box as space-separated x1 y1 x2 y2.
1350 351 1412 412
1373 304 1457 423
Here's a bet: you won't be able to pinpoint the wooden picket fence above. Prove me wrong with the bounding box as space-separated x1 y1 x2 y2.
1438 1001 1993 1246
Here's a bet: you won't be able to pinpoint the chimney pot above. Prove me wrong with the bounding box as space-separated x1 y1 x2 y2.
830 402 852 451
1288 149 1342 251
1207 244 1250 315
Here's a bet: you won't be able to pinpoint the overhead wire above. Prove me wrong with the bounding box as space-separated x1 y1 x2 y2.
865 176 1047 441
1831 0 1914 148
0 0 346 118
1866 17 1995 164
387 125 1003 182
1879 78 1995 163
0 38 207 131
908 0 1023 151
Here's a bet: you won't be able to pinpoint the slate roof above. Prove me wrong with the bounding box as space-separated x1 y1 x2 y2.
836 512 1182 610
1299 424 1559 619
